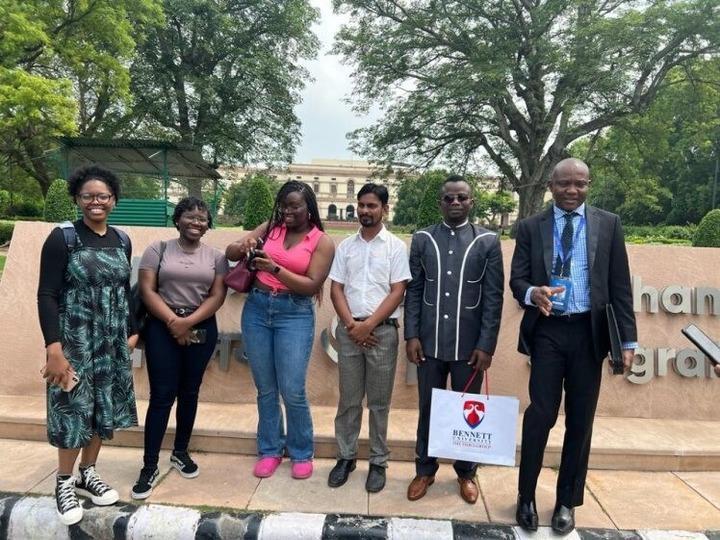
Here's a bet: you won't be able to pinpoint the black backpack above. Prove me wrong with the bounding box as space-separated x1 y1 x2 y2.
131 241 166 336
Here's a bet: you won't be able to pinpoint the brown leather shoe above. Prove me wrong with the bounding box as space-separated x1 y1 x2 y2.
458 477 479 504
407 475 435 501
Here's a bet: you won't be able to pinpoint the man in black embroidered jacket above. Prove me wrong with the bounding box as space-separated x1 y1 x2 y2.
404 175 504 504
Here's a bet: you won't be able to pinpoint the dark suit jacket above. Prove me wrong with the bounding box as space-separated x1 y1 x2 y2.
509 205 637 362
405 223 504 361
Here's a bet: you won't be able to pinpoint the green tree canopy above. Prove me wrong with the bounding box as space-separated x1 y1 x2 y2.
333 0 720 220
0 0 162 195
127 0 319 188
575 60 720 225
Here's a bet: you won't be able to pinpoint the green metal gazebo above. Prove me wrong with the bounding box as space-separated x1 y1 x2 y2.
55 137 223 227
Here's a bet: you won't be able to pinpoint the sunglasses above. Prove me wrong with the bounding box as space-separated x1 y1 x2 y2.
441 193 471 203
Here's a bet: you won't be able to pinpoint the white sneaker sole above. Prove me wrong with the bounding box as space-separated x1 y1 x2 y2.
130 487 153 500
57 505 83 526
170 460 199 479
76 487 119 506
131 471 159 500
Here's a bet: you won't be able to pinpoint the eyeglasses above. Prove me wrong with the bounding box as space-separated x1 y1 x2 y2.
78 193 113 204
182 215 209 224
441 193 471 203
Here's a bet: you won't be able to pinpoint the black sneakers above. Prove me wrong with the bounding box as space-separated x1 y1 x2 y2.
75 465 119 506
55 475 83 526
170 450 199 478
131 467 159 500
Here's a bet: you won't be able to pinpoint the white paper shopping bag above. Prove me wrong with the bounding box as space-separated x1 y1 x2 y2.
428 385 519 466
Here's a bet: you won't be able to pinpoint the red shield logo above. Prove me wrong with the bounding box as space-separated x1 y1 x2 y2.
463 400 485 429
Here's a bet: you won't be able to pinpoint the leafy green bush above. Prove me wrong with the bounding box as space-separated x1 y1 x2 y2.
0 190 10 217
693 209 720 247
12 199 44 217
0 222 14 244
624 225 696 241
44 179 76 222
416 175 445 229
243 177 274 230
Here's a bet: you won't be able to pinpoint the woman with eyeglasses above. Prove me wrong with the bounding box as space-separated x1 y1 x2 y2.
131 196 228 500
226 181 335 480
37 164 138 525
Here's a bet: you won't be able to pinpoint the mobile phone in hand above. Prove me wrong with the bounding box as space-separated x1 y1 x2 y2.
41 366 79 392
188 328 207 345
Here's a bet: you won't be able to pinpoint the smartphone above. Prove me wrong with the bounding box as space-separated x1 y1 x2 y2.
682 323 720 365
40 366 79 392
246 237 265 271
188 328 207 345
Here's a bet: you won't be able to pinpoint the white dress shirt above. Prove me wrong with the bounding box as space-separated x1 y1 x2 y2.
329 226 412 319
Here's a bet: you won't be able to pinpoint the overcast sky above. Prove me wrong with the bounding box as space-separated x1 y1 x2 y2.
293 0 380 164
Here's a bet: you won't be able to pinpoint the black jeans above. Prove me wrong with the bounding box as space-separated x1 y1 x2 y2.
142 315 218 468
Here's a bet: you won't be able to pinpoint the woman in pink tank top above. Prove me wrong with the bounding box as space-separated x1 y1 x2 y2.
226 181 335 480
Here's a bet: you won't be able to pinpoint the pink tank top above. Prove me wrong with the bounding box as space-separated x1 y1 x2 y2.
256 225 324 291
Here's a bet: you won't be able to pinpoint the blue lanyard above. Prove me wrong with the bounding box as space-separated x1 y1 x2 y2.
553 214 585 269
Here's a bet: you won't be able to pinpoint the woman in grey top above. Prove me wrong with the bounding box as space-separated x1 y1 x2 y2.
131 197 228 500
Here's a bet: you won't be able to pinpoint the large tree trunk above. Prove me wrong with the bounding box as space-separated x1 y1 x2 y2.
516 180 548 221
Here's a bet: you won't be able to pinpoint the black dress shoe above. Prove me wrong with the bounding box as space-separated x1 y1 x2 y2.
515 495 538 531
328 459 356 487
551 503 575 534
365 464 386 493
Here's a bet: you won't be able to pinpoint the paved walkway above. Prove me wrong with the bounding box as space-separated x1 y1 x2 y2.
1 439 720 538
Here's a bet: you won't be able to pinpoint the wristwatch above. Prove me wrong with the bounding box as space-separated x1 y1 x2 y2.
272 265 281 274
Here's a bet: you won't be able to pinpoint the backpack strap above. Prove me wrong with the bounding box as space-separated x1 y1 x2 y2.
58 221 78 252
112 227 132 261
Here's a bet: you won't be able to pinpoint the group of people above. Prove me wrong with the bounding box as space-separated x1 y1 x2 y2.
38 158 639 535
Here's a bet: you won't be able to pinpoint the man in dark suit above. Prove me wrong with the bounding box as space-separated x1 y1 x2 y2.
405 175 504 504
510 158 637 534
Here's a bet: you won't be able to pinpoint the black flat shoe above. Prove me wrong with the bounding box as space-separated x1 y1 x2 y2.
515 494 538 531
551 503 575 535
365 464 386 493
328 459 356 488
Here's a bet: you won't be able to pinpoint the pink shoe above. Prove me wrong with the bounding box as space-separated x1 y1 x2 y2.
291 460 313 479
253 457 282 478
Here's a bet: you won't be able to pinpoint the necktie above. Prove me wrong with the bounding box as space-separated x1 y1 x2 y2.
554 212 575 277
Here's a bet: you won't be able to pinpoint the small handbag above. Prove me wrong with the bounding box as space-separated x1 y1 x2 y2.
224 255 256 293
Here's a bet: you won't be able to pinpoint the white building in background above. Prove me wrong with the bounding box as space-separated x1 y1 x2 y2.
221 159 403 221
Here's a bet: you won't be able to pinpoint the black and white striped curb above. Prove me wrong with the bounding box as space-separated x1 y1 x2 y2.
1 492 718 539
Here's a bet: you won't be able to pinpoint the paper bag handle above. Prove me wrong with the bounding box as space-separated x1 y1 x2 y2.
461 369 489 399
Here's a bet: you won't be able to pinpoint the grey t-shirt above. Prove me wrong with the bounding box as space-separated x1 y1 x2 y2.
139 239 229 309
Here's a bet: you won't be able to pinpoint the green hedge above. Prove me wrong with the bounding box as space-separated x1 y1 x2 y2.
0 222 14 244
693 209 720 247
44 179 76 222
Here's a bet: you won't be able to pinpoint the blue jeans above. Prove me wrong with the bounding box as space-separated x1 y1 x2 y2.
241 288 315 461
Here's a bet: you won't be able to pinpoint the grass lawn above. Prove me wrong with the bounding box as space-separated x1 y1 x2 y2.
0 255 5 277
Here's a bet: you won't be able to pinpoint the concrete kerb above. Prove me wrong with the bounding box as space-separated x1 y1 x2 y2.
2 491 720 540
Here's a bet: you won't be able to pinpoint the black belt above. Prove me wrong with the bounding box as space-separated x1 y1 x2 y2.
251 286 294 296
353 317 398 327
172 307 197 317
549 311 590 322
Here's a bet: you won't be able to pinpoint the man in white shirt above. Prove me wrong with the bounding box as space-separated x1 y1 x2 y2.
327 183 412 493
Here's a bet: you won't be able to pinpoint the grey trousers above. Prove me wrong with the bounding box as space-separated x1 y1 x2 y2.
334 323 399 466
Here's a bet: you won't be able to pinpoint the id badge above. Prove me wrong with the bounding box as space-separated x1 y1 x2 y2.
549 275 572 313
